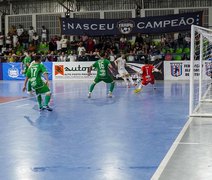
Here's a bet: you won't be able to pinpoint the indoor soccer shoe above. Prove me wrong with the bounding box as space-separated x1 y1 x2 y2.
134 88 142 93
88 92 91 98
44 105 53 111
108 92 112 98
39 106 45 111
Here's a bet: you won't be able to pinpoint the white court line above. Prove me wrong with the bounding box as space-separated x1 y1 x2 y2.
178 142 200 145
16 103 30 108
0 91 77 106
179 142 212 146
0 97 32 105
151 116 193 180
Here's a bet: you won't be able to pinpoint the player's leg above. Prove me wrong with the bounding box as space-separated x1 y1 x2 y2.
126 74 136 87
134 79 145 93
136 76 141 85
122 76 129 87
104 76 115 97
108 81 115 97
27 81 34 96
119 70 129 87
43 86 52 111
37 85 52 111
44 91 52 111
151 79 156 90
88 76 100 98
36 94 44 110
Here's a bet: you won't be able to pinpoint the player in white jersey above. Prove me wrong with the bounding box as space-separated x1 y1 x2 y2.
114 53 136 88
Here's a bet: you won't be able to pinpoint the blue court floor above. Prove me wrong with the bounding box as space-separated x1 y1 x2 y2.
0 80 190 180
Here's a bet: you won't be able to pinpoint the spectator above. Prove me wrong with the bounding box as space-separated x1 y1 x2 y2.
49 38 57 52
60 35 68 52
28 26 36 43
5 33 12 49
32 32 39 46
58 51 67 62
12 32 18 48
67 50 77 62
56 36 62 52
17 24 24 37
135 33 144 45
22 31 29 49
0 32 4 52
77 42 86 56
86 37 95 52
41 25 48 42
127 50 135 62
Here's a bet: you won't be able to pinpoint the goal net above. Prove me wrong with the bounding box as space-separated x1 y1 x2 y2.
189 25 212 117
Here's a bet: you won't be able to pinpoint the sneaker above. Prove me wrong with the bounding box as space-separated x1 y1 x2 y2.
44 105 53 111
88 92 91 98
134 88 142 93
39 106 45 111
108 91 112 98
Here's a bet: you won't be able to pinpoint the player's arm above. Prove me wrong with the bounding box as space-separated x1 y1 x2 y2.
43 72 49 87
153 66 162 74
108 63 117 77
20 61 24 73
22 76 29 92
114 59 118 67
87 66 93 76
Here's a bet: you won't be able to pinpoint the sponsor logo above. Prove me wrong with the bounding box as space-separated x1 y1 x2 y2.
65 65 89 71
8 65 19 78
205 62 212 77
171 63 182 77
117 20 135 34
55 65 64 75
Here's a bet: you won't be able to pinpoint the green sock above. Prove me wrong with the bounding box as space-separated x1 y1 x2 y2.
109 82 115 92
27 81 32 91
37 95 42 108
89 83 96 93
44 95 51 106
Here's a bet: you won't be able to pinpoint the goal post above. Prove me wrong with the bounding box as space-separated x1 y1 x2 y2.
189 25 212 117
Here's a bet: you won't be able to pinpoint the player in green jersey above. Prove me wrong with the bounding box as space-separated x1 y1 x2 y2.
22 55 52 111
21 51 33 95
87 52 116 98
21 52 32 74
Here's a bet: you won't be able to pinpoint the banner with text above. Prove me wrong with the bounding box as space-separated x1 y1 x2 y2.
164 61 211 80
52 61 164 80
53 62 96 80
61 12 202 36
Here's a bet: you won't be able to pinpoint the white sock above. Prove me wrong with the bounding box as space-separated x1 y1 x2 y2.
138 84 143 89
123 77 129 86
128 76 135 85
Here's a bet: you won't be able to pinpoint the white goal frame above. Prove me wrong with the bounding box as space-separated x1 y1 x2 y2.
189 25 212 117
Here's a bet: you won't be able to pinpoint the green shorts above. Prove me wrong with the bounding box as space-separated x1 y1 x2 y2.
94 75 114 83
35 84 50 95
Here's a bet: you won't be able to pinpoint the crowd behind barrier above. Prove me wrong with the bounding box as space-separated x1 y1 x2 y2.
0 24 192 63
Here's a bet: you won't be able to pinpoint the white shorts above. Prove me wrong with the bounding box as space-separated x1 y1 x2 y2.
118 69 129 77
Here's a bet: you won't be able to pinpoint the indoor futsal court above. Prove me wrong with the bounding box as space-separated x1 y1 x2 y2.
0 79 202 180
